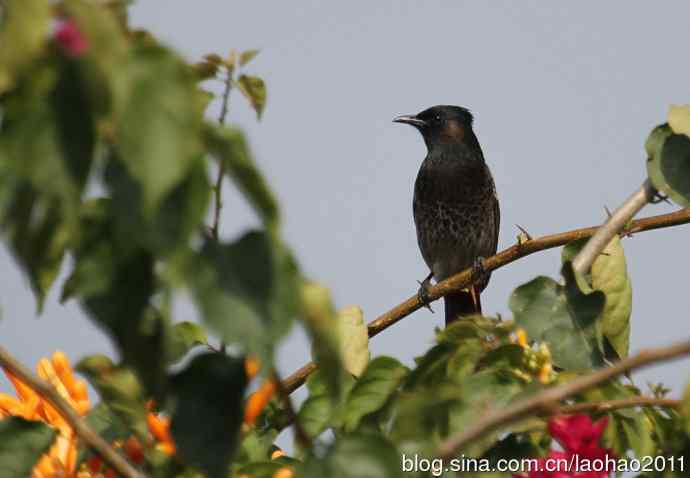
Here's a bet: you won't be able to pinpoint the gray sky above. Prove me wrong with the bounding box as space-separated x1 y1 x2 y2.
2 0 689 449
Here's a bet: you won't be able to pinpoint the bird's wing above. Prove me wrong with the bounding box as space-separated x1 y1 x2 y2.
491 189 500 256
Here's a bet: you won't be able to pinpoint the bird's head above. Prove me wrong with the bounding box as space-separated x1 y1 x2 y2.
394 105 476 150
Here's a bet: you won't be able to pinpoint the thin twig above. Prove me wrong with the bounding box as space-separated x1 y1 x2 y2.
271 369 313 449
554 396 680 415
211 70 234 353
572 179 656 274
210 72 234 240
0 347 145 478
436 338 690 460
283 207 690 393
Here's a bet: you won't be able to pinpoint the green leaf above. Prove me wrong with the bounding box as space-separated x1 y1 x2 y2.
204 124 280 231
479 343 531 375
169 321 208 363
297 370 356 439
0 73 88 217
343 356 408 432
170 353 248 478
509 266 605 370
300 434 403 478
575 381 658 458
76 355 148 440
77 402 132 467
669 105 690 137
405 318 504 390
203 53 223 65
0 417 56 478
239 49 260 67
442 318 513 382
237 74 267 119
603 410 656 459
298 370 338 438
62 0 131 115
404 343 455 390
405 317 500 390
646 124 690 206
192 61 219 80
337 306 370 377
53 59 97 192
562 236 631 359
235 428 279 465
0 0 51 93
0 57 96 309
83 402 131 443
447 370 526 455
104 153 210 258
389 383 461 450
483 433 551 473
0 187 69 311
590 236 631 359
187 231 300 362
301 281 347 401
115 45 203 214
393 320 528 455
64 199 170 398
621 413 655 458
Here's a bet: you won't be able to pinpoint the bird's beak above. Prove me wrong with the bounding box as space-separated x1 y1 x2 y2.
393 115 426 127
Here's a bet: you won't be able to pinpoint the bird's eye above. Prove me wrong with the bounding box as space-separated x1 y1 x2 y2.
434 115 442 123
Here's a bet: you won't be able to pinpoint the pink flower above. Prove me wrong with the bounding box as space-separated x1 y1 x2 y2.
548 415 608 455
515 415 614 478
54 20 88 57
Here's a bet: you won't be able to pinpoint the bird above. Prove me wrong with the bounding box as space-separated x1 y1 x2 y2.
394 105 499 326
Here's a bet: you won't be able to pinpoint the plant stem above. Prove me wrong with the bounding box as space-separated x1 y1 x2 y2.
554 396 680 415
210 72 234 240
271 369 313 449
572 179 656 274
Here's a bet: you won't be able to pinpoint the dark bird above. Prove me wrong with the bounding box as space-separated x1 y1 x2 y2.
394 105 500 326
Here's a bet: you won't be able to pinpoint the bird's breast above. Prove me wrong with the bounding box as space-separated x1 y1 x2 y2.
412 155 498 281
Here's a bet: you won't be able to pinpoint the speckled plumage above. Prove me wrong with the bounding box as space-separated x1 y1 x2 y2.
413 148 499 285
396 105 499 325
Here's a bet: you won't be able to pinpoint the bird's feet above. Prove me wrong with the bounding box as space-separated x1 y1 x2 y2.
417 272 434 313
472 256 488 283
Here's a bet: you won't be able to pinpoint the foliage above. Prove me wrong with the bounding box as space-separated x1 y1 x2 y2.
0 1 689 477
647 110 690 207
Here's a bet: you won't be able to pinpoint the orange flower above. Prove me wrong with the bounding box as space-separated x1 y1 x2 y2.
244 355 261 379
147 411 176 455
1 352 180 477
244 378 277 425
273 467 295 478
0 351 91 478
512 328 529 348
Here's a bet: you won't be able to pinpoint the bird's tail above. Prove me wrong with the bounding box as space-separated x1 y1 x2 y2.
444 287 482 326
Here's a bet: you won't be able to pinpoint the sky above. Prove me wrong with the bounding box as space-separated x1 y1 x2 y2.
2 0 690 457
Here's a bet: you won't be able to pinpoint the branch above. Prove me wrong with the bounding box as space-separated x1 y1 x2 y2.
554 396 680 415
283 207 690 393
271 369 312 449
0 347 145 478
436 338 690 460
572 179 656 274
210 72 234 240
